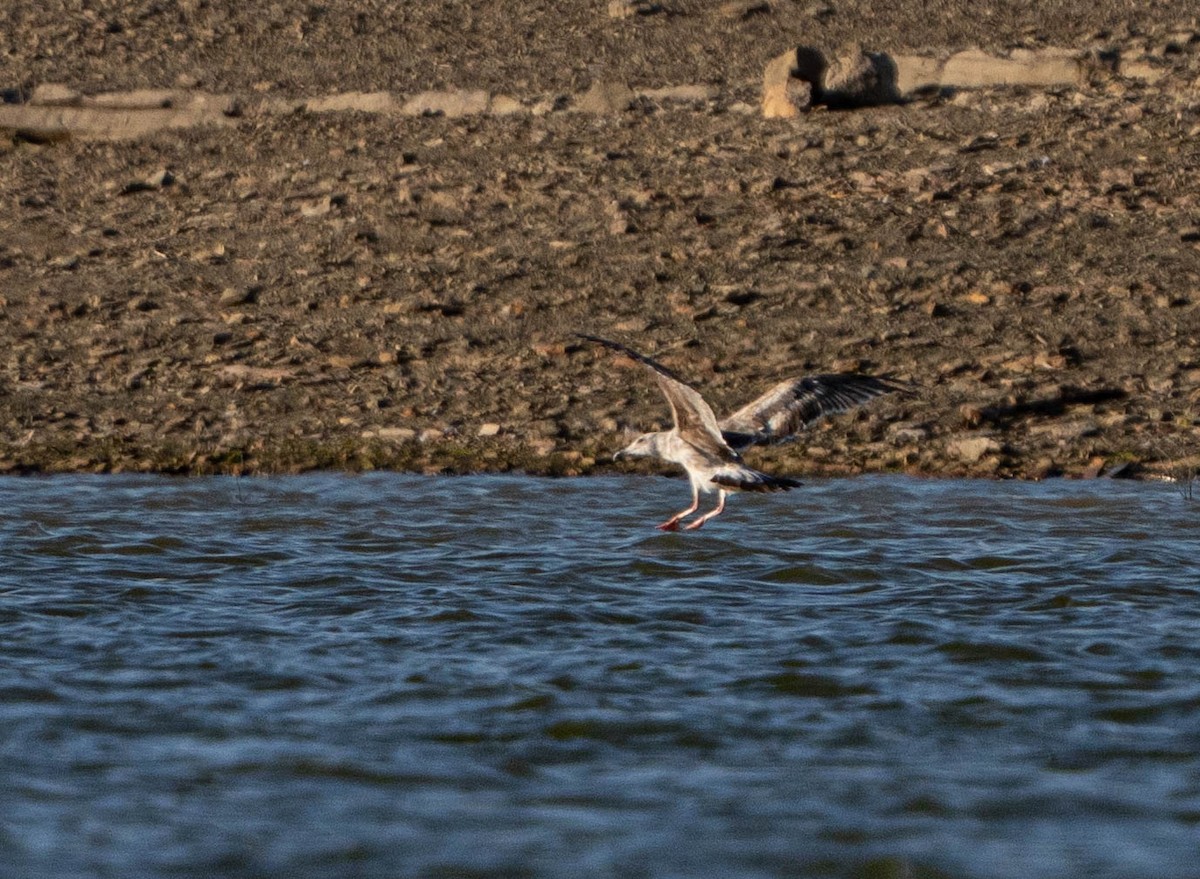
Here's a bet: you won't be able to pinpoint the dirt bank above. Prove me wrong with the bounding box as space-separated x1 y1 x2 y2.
2 1 1200 480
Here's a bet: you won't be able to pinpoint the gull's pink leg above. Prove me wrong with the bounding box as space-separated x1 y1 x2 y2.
684 490 727 531
657 483 700 531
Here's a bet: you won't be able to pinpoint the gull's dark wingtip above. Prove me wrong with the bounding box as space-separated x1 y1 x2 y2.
839 373 919 399
575 334 682 380
880 375 920 397
576 333 623 351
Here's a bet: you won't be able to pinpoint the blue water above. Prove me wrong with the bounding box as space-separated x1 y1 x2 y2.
2 474 1199 879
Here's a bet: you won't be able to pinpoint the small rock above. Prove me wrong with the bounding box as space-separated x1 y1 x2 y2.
607 201 635 235
763 45 830 117
377 427 417 441
638 84 716 104
125 368 150 390
299 196 332 218
1027 420 1099 442
489 94 525 115
607 0 662 18
948 435 1001 463
887 423 929 443
823 45 901 107
29 83 81 106
1119 59 1165 83
720 0 770 18
304 91 398 113
762 47 824 118
478 422 501 437
531 342 567 358
121 170 175 194
218 286 260 306
575 81 635 114
87 89 176 109
401 89 491 117
943 47 1084 89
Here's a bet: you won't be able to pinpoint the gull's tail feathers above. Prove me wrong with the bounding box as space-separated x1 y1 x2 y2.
711 468 802 493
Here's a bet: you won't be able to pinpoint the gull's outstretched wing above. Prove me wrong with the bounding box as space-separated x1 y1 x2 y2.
720 374 911 449
578 335 735 459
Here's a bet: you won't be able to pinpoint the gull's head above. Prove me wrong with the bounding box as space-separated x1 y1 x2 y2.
614 432 665 462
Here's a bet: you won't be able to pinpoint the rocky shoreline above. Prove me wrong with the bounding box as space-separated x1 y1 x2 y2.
3 2 1200 481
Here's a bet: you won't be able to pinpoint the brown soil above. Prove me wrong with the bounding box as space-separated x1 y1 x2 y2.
2 1 1200 480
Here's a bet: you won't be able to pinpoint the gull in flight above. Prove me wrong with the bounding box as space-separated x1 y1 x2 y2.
580 334 909 531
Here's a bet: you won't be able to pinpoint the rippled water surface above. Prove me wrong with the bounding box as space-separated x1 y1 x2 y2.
3 474 1200 879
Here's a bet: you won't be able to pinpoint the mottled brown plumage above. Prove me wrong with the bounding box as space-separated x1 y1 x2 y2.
580 335 908 530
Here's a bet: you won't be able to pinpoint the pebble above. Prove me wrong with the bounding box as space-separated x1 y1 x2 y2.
377 427 417 441
218 287 259 306
607 0 662 18
574 81 636 114
948 435 1001 463
719 0 771 19
401 90 492 118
